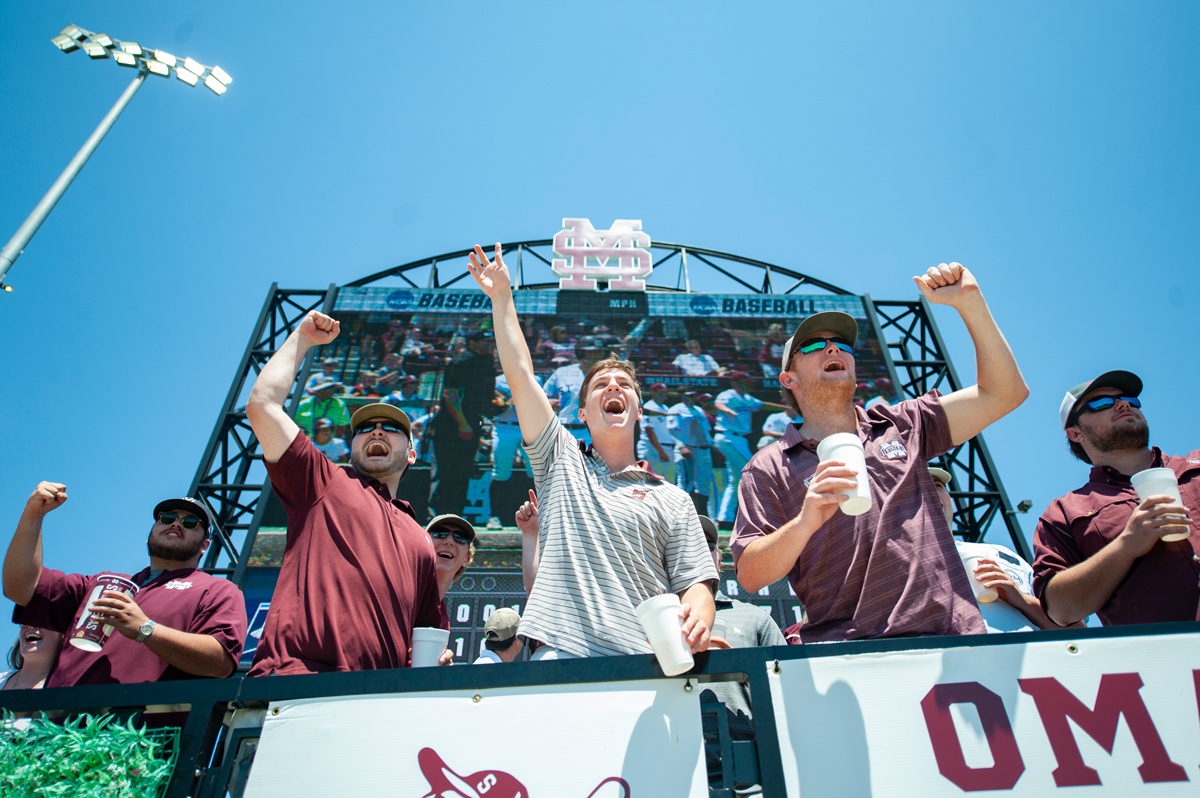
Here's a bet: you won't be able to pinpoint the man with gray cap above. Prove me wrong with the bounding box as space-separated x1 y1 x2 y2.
473 608 523 664
4 487 246 686
732 263 1028 642
246 310 445 675
1032 370 1199 626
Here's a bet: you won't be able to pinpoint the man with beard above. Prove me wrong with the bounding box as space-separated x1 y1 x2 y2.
467 243 716 660
732 263 1028 642
245 310 444 675
4 488 246 685
1032 371 1199 626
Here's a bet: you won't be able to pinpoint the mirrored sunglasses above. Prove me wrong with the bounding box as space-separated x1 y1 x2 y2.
430 528 472 545
797 336 854 356
1069 395 1141 426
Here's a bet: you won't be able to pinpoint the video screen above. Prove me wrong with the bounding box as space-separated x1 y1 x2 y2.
280 287 897 531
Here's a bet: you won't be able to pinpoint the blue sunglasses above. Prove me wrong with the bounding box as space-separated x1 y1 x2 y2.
1069 395 1141 427
796 336 854 356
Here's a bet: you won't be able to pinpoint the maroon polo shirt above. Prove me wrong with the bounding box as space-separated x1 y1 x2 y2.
1032 447 1200 626
14 566 246 687
731 392 986 642
248 432 445 676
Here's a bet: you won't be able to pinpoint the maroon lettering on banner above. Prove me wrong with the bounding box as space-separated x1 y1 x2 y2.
920 682 1025 791
1018 674 1188 787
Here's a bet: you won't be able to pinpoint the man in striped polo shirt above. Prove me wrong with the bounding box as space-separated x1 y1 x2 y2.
468 243 717 660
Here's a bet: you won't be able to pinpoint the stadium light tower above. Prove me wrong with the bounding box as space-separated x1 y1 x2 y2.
0 24 232 293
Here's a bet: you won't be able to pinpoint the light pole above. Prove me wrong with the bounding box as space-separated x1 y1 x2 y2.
0 24 232 292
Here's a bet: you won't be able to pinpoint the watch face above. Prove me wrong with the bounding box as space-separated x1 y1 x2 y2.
139 622 155 636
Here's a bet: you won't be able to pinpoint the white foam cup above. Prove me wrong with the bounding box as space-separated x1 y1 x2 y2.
962 556 999 604
634 594 694 677
815 433 872 516
1130 468 1190 542
410 627 451 668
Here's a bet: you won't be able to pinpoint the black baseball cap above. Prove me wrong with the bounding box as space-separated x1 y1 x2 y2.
152 497 214 538
1059 370 1142 429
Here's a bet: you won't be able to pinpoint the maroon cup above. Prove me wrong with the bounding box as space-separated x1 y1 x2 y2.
68 574 139 652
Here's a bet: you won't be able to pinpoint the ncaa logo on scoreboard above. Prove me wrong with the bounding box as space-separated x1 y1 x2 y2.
552 218 653 291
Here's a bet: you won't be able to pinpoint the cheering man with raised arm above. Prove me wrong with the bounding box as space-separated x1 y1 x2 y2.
4 489 245 686
244 310 444 676
468 243 716 660
731 263 1028 642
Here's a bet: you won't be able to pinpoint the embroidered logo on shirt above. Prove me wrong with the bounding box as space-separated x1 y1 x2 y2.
1188 458 1200 464
631 489 647 501
880 440 908 460
164 580 194 590
804 474 814 488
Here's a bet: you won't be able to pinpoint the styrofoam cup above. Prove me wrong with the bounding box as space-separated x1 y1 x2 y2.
1130 468 1190 542
815 433 872 516
410 627 450 668
634 594 694 677
962 556 999 604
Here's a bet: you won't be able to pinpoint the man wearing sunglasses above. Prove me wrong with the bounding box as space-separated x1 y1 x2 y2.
1031 370 1199 627
5 489 246 686
732 262 1029 643
245 310 445 676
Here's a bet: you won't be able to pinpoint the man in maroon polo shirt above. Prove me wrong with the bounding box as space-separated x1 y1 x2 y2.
245 309 444 676
731 262 1029 642
4 488 245 685
1032 370 1199 626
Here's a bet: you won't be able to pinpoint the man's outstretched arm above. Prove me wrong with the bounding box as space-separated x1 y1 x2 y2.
3 482 68 606
246 310 341 463
915 263 1028 446
467 244 554 445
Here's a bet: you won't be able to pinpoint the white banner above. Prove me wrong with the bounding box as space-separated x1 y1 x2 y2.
770 632 1200 796
244 678 707 798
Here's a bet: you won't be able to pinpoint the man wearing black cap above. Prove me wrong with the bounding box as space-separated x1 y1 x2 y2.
245 310 444 675
4 486 246 686
1032 370 1199 626
430 328 499 518
732 263 1028 642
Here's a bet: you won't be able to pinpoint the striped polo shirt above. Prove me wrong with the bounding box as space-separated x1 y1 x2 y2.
519 416 718 657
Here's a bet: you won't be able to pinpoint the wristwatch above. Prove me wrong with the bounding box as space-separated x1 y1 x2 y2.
135 620 157 643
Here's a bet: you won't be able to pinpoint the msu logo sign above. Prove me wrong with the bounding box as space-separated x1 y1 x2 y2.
418 747 630 798
552 218 653 291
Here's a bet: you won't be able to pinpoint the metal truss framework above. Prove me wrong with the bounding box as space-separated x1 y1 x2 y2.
190 242 1029 585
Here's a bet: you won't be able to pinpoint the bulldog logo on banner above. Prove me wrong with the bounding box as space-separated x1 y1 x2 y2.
418 748 630 798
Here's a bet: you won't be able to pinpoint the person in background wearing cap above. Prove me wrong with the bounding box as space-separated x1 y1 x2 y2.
930 468 1078 633
426 514 475 665
430 328 499 518
542 341 606 446
668 389 716 516
1031 370 1199 627
312 417 349 463
468 243 716 660
303 357 341 396
348 369 383 398
385 374 429 419
245 310 444 675
638 383 677 484
295 375 350 439
757 408 803 451
473 608 523 664
713 373 791 525
4 486 246 686
732 263 1028 642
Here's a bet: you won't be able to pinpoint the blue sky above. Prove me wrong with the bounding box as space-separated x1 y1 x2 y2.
1 2 1197 627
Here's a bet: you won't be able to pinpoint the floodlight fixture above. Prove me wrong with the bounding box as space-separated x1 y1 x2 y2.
51 34 80 52
0 23 234 290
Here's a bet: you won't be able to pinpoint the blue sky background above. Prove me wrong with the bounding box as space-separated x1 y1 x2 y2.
1 2 1196 627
